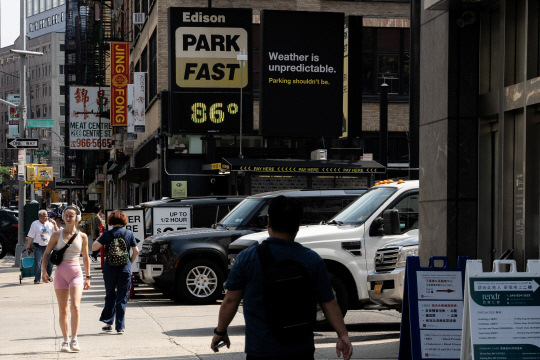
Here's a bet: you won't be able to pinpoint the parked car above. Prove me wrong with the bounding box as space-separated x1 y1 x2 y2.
0 209 19 258
366 236 418 312
139 189 366 304
228 180 419 318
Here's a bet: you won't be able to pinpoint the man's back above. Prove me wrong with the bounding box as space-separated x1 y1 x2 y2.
225 238 334 358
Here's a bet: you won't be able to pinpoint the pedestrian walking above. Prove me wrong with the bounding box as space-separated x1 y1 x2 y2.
92 209 139 334
90 204 103 262
41 206 91 352
210 196 353 360
25 209 58 284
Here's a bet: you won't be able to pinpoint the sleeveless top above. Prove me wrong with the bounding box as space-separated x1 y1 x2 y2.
55 229 82 261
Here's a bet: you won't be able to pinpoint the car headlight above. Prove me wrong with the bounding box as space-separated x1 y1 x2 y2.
395 245 419 268
153 243 169 254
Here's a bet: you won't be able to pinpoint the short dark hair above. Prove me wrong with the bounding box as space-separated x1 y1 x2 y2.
93 204 102 214
107 209 128 226
267 196 303 235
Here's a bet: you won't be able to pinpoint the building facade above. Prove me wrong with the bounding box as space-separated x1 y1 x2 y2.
418 0 540 270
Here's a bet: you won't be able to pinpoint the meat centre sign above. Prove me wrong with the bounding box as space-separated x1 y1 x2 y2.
110 42 129 126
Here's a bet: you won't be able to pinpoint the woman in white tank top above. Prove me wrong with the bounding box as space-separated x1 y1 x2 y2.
41 206 91 353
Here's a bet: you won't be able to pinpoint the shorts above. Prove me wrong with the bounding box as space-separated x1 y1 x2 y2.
54 260 84 289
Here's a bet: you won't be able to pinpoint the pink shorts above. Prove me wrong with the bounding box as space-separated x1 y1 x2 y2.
54 261 84 289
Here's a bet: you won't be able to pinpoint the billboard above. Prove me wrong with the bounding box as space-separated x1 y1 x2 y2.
69 86 112 150
127 72 146 140
259 10 344 137
110 42 129 126
168 7 253 134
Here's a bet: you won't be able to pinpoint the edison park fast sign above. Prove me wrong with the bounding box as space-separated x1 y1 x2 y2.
168 8 253 134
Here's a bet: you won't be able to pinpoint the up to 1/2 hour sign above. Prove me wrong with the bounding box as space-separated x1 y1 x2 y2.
152 207 192 235
176 27 248 88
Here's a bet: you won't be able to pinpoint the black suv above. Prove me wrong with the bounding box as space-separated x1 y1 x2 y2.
0 209 19 258
141 196 245 237
139 189 366 304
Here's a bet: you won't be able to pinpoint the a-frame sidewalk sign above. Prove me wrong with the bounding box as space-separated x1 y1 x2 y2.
461 259 540 360
399 256 470 360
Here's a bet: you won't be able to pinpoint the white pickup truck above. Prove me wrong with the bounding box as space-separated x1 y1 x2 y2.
228 180 419 317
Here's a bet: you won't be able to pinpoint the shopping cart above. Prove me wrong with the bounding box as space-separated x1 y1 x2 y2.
19 251 35 284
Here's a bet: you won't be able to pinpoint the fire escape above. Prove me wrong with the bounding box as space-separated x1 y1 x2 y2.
65 0 123 186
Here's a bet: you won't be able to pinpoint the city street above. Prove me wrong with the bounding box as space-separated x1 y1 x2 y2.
0 255 401 360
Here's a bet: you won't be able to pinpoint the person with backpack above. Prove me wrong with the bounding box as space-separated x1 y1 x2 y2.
91 209 139 335
210 196 353 360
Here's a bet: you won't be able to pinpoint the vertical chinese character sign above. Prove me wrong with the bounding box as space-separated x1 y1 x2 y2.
69 86 112 149
111 42 129 126
128 72 146 140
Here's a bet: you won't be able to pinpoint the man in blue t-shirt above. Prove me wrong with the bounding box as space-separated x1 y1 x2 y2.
211 196 353 360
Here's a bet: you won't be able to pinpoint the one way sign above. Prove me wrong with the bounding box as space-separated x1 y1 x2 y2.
7 138 39 149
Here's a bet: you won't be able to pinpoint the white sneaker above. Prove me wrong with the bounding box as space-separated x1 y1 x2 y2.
60 341 70 352
70 339 81 352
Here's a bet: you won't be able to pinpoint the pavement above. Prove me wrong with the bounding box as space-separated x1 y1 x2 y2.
0 254 401 360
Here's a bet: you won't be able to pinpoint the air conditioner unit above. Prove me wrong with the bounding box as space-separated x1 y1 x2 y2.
133 13 145 25
311 149 327 160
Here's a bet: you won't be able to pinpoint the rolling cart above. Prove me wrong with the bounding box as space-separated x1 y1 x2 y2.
19 251 35 284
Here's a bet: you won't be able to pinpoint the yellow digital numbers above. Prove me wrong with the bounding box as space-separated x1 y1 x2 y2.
191 102 239 124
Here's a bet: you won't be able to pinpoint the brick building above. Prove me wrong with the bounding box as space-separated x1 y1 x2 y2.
67 0 411 207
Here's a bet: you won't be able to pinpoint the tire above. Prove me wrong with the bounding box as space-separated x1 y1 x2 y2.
316 272 349 324
0 237 6 259
175 259 225 305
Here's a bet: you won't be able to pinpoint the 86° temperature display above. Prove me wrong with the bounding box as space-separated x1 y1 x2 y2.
170 92 253 133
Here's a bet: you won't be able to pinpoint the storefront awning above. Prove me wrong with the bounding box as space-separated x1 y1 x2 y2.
119 167 149 184
208 158 385 174
107 162 127 175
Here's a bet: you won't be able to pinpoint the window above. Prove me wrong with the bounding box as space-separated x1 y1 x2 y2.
61 12 64 22
44 66 47 77
43 85 47 97
60 44 65 51
59 65 64 74
60 85 65 95
47 17 51 26
27 0 33 16
30 24 34 32
43 106 47 116
37 67 40 78
59 104 65 116
149 30 157 100
37 107 41 118
389 192 419 233
362 27 410 98
36 87 41 98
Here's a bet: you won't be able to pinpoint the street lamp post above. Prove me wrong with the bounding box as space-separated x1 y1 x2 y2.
13 0 44 267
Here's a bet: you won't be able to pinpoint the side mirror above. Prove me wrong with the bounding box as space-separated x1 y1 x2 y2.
373 209 401 236
251 214 268 229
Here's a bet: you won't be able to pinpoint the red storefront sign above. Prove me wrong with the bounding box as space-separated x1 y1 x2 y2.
110 42 129 126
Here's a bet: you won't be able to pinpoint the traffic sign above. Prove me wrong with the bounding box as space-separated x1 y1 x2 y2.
28 119 54 128
7 138 39 149
34 150 49 156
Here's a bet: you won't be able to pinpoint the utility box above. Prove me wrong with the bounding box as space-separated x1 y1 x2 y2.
24 201 40 236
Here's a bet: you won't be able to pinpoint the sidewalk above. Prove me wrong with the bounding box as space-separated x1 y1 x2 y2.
0 255 399 360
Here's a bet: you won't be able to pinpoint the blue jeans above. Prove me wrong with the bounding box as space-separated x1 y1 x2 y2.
33 245 53 282
100 269 131 330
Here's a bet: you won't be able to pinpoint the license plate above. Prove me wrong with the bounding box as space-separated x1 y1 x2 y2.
373 282 383 294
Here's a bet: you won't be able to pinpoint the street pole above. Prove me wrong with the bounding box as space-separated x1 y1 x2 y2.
237 50 247 159
14 0 27 267
379 82 389 180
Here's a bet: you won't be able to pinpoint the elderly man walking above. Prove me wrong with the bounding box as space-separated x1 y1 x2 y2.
26 209 58 284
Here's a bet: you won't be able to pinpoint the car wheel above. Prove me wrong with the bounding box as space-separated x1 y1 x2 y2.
316 272 349 323
175 259 225 305
0 237 6 259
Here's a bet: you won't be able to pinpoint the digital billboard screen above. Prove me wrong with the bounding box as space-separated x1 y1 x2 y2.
168 7 253 134
259 10 344 137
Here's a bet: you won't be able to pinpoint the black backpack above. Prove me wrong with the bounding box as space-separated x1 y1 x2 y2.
107 228 130 267
257 241 317 340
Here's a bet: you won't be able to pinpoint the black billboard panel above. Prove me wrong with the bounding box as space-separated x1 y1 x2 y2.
259 10 344 137
168 7 253 134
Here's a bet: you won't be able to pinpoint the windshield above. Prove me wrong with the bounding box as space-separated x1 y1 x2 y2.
330 187 397 225
218 198 264 228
